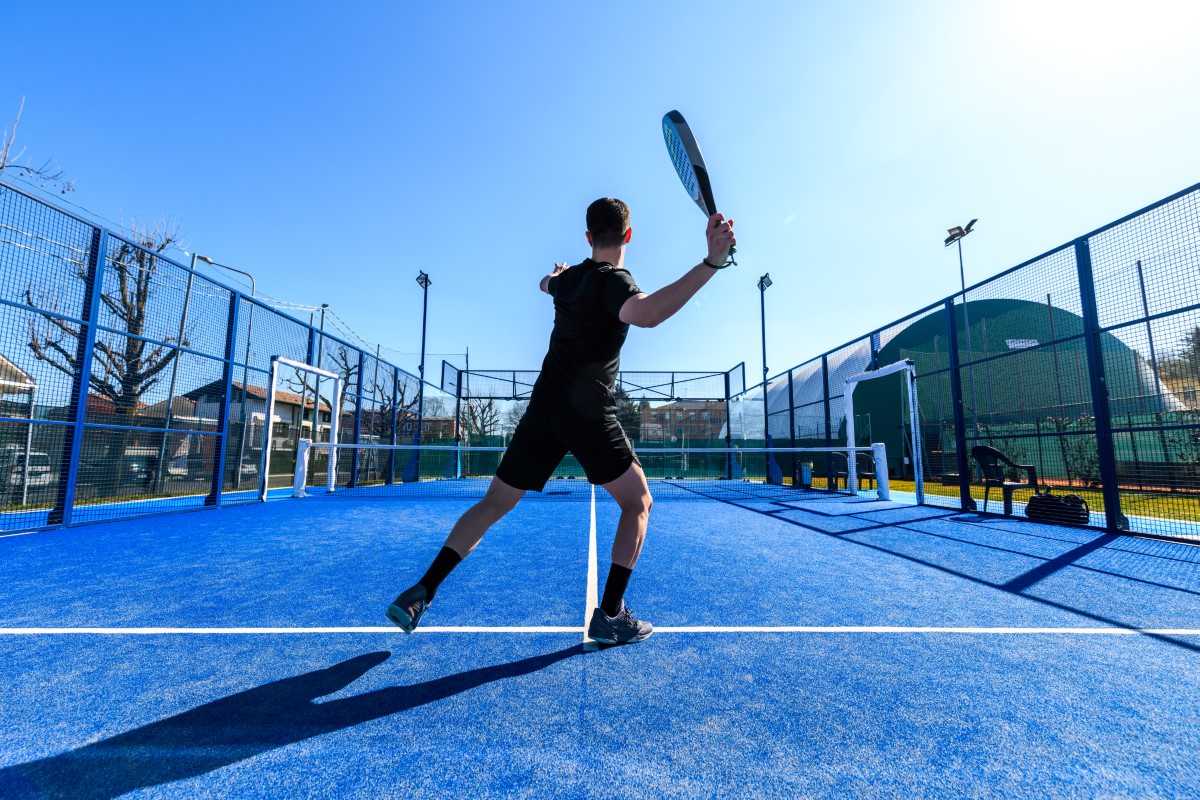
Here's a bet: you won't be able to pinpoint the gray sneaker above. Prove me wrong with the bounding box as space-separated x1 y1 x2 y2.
588 603 653 644
386 584 429 634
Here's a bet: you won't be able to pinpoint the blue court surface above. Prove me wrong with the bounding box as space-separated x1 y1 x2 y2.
1 488 1198 799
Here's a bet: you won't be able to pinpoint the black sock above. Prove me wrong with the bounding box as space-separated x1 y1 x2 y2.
600 564 633 617
417 547 462 602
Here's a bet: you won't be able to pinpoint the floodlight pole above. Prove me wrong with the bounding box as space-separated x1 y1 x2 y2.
196 254 257 487
945 221 979 433
758 273 772 447
416 271 431 445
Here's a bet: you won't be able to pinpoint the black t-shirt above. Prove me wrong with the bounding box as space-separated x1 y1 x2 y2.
534 258 641 412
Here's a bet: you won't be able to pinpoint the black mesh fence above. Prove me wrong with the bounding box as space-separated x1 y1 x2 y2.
728 182 1200 541
5 174 1199 541
0 178 436 530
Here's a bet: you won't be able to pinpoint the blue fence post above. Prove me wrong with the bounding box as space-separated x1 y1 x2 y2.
385 365 399 484
723 368 732 478
822 354 834 492
349 349 364 488
786 368 797 485
50 228 108 526
206 292 239 506
1073 237 1128 532
945 297 974 511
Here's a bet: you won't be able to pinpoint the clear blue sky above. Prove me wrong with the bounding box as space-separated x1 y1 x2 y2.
5 1 1200 385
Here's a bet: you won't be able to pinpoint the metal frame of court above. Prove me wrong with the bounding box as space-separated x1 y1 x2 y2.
1 177 1199 541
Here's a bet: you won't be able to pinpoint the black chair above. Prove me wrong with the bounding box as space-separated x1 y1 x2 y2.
971 445 1038 515
829 451 877 491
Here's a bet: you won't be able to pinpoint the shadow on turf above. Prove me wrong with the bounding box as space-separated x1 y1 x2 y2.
709 497 1200 653
0 643 584 799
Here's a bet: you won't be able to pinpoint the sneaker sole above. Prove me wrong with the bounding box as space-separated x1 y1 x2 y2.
385 604 418 634
588 629 653 645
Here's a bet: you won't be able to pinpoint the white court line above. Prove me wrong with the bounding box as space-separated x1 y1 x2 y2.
583 485 599 649
1 626 1198 636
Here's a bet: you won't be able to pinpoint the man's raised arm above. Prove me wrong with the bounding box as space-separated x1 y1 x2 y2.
619 214 736 329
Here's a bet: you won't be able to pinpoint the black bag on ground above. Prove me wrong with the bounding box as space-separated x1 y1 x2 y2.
1024 488 1090 525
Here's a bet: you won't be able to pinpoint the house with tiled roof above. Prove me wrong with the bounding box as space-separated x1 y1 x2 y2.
185 380 335 447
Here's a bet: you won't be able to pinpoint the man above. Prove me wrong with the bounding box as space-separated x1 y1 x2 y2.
387 197 736 644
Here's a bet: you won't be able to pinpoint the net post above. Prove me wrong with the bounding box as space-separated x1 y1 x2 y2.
873 442 890 500
293 438 311 498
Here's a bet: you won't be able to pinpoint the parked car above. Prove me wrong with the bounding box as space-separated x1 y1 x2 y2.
0 449 55 488
120 454 157 486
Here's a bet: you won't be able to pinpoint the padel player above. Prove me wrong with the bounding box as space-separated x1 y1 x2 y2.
388 198 736 644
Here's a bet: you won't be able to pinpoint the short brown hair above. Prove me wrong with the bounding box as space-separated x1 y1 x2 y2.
586 198 630 248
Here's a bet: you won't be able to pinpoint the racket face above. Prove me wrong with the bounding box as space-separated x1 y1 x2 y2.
663 110 717 217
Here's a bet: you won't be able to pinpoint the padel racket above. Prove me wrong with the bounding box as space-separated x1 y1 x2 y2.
662 109 736 264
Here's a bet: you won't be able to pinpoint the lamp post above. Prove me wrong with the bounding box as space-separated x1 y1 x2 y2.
196 254 257 488
944 220 979 432
758 273 772 447
416 271 431 445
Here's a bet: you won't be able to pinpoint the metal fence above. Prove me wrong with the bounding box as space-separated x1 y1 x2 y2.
743 182 1200 541
4 176 1198 541
0 178 455 532
440 363 745 450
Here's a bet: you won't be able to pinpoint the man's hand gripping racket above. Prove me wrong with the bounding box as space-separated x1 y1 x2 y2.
662 110 737 268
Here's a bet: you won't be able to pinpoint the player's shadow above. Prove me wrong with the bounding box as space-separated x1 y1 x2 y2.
0 643 583 799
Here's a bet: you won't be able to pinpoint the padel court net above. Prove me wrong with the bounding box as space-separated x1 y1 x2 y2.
291 442 900 503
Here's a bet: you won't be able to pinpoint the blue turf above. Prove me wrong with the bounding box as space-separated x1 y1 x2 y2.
0 632 1196 799
0 498 587 628
1 493 1198 798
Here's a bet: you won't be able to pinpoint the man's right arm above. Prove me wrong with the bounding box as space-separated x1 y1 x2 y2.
618 213 736 329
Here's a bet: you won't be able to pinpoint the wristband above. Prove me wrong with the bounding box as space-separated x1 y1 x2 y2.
703 257 728 270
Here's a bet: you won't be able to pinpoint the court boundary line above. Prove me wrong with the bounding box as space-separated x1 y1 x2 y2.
2 626 1197 635
584 485 598 649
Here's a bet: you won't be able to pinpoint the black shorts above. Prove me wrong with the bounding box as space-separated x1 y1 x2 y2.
495 402 638 491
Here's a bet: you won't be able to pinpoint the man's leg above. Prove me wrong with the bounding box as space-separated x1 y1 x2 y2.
387 476 525 632
587 461 654 644
600 460 653 611
442 475 526 560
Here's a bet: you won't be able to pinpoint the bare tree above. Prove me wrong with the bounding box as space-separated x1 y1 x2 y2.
503 400 529 431
461 397 500 441
1 98 73 193
325 344 361 439
424 396 448 418
27 220 187 425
